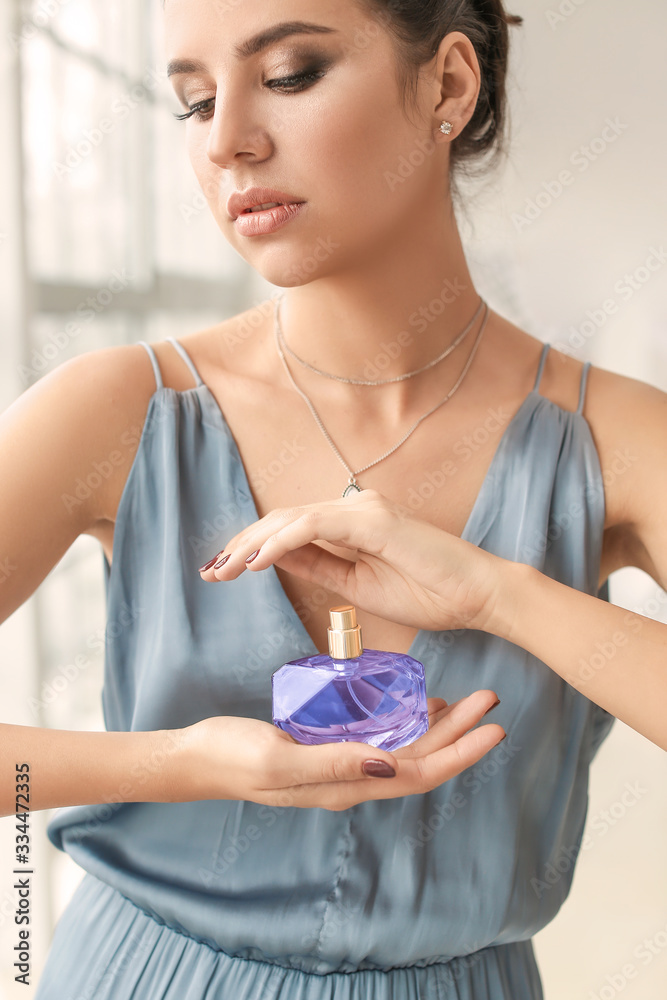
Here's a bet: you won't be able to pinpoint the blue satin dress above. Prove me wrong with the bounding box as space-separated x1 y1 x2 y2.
35 335 615 999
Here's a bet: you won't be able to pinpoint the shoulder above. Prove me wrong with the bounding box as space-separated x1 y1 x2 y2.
24 342 166 525
174 300 277 377
500 323 666 583
0 342 166 624
574 353 667 586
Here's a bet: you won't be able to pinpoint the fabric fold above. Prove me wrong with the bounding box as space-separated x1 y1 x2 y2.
36 873 544 1000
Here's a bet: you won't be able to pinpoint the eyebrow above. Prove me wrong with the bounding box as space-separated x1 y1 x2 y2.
167 20 338 78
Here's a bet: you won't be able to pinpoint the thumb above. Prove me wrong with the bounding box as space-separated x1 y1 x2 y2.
282 739 399 785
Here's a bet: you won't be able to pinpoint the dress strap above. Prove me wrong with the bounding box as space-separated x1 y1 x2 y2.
166 337 204 388
533 342 551 394
577 361 592 416
137 341 163 391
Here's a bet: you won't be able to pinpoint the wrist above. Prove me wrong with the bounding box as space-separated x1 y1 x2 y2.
474 555 536 642
136 727 192 804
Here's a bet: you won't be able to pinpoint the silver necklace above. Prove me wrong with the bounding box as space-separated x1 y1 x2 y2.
274 293 485 385
273 296 490 497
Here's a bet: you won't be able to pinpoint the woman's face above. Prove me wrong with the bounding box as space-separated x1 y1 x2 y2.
164 0 448 286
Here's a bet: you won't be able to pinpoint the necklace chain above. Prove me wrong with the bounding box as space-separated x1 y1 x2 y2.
274 292 485 385
273 296 490 497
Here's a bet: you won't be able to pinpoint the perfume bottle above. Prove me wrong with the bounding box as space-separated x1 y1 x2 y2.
272 605 429 751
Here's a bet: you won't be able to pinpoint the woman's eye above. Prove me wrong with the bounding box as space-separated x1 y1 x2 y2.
265 67 327 93
173 98 215 123
172 67 326 122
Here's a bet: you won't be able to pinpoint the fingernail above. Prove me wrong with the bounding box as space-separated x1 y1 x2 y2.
199 556 219 572
483 698 501 717
245 549 260 564
362 760 396 778
214 554 231 569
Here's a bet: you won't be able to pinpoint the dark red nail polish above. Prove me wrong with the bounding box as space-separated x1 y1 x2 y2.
199 556 219 572
362 760 396 778
245 549 260 564
483 698 501 717
214 554 231 569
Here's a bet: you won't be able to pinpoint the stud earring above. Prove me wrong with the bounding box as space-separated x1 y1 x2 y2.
439 121 454 135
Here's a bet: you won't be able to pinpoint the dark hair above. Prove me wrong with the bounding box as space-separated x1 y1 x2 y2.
355 0 523 202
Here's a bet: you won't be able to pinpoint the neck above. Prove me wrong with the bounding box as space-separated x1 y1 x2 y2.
274 217 480 410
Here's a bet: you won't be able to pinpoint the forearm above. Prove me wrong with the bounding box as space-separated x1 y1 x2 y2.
0 724 188 818
485 561 667 751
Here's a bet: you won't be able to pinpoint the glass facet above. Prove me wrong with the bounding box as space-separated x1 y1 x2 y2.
272 648 429 751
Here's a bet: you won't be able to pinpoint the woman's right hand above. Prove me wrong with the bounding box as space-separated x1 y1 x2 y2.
174 691 505 812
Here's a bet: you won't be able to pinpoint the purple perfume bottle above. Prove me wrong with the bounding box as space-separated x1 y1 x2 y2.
272 605 429 751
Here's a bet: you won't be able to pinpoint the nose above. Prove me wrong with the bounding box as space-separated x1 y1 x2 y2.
205 90 273 168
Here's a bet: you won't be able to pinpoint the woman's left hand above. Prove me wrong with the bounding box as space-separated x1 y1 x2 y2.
198 489 509 634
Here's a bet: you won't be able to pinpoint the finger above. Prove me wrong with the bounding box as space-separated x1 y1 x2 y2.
261 723 506 810
260 735 400 792
427 697 448 727
199 499 347 580
260 691 498 798
394 690 500 759
213 503 395 580
197 505 322 579
422 696 478 733
271 542 357 595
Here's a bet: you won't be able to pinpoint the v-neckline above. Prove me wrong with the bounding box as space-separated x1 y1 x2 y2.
194 382 546 661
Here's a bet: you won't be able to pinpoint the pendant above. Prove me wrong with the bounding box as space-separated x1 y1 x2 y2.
342 479 362 498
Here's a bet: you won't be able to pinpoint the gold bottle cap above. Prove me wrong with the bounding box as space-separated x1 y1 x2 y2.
327 605 363 659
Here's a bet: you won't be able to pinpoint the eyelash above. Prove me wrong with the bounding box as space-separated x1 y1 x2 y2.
173 68 326 122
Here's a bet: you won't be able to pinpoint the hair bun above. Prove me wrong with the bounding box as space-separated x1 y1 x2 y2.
471 0 524 29
359 0 523 204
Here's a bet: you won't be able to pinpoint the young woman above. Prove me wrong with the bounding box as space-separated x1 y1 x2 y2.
1 0 664 997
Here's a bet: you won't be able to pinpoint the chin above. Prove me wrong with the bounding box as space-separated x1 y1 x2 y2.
232 244 338 289
251 266 320 290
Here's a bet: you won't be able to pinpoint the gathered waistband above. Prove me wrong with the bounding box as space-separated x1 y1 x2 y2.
35 872 544 1000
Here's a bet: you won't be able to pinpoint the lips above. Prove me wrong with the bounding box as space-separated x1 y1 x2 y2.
227 187 306 221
